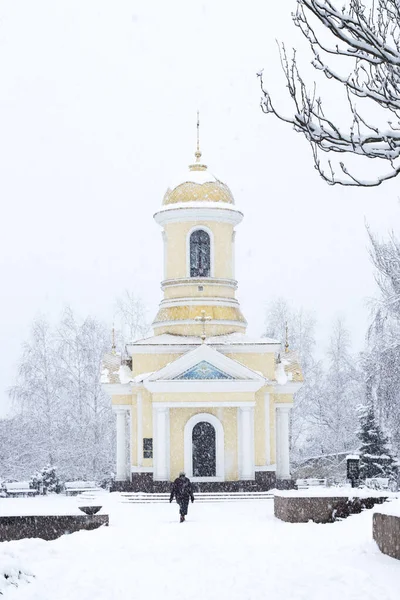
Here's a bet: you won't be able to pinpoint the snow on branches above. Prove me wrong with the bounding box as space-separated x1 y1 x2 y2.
259 0 400 186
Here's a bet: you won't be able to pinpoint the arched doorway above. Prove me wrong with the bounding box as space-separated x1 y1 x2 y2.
192 421 216 477
184 413 224 480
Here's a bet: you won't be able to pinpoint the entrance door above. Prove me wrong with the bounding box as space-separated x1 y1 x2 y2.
192 421 216 477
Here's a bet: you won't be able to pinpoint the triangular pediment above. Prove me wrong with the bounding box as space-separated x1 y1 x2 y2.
173 361 235 381
147 344 265 383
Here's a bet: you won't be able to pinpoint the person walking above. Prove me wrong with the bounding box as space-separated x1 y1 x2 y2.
169 471 194 522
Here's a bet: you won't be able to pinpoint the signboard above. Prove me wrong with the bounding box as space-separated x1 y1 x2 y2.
347 456 360 487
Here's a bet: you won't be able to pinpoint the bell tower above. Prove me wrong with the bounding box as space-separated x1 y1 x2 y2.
152 117 247 338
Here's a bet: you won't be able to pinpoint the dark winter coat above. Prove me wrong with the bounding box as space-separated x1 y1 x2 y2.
170 475 194 504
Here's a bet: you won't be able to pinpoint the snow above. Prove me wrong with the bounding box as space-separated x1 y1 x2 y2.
117 365 132 384
275 362 288 385
1 494 400 600
100 368 109 384
129 332 280 347
275 488 400 498
167 167 219 188
374 498 400 517
157 200 239 212
346 454 360 460
0 494 108 516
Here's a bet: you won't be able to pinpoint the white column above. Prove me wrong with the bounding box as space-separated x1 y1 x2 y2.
162 231 167 280
232 231 236 279
153 406 170 481
264 392 271 465
137 392 143 468
115 408 129 481
238 406 255 480
275 405 291 479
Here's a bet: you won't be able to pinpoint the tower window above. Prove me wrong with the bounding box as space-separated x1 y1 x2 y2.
190 229 210 277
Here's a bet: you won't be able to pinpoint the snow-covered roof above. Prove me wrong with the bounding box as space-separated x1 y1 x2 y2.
168 166 219 188
156 200 242 213
128 332 281 347
101 352 122 384
278 351 304 383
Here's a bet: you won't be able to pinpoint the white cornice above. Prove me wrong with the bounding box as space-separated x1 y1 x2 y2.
154 206 243 226
152 318 247 328
161 277 238 290
145 380 264 393
158 298 240 308
154 401 256 408
274 382 303 394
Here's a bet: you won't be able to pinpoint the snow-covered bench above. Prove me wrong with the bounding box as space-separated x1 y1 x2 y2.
4 482 38 497
295 478 327 490
64 481 101 496
365 477 398 492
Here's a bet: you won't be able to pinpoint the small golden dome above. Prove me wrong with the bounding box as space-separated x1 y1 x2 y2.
163 163 235 205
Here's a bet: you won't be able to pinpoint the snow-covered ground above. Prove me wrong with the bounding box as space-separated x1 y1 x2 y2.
375 498 400 517
276 487 400 498
1 493 399 600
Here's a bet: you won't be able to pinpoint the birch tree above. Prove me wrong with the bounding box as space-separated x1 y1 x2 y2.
116 290 150 347
57 309 114 479
264 298 320 459
10 318 63 469
315 318 361 454
7 310 115 481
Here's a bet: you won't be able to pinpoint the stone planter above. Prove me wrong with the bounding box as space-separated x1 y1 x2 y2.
274 494 387 523
373 512 400 560
0 514 109 542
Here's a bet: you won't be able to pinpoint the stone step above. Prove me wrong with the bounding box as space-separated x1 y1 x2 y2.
120 492 273 503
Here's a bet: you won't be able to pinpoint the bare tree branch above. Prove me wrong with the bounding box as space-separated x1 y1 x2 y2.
260 0 400 186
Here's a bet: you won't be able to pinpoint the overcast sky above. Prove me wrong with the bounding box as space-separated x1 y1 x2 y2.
1 1 398 416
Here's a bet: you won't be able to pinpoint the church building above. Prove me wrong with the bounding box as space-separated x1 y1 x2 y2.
102 129 303 491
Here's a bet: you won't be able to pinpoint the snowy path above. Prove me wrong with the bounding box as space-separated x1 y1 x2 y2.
1 495 399 600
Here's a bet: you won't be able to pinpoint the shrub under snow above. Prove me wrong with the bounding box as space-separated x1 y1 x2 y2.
0 549 34 595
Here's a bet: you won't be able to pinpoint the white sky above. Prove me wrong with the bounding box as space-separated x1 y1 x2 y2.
1 0 398 416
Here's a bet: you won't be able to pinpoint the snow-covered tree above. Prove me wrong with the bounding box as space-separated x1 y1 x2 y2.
357 401 397 479
259 0 400 186
57 309 114 479
115 290 150 347
9 318 63 469
30 465 62 494
362 227 400 454
8 309 115 481
310 318 361 455
264 298 316 374
264 298 320 459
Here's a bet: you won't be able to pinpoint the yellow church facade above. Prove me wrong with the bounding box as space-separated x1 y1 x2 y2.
102 139 303 491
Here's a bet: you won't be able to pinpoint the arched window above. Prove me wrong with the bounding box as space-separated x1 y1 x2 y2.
190 229 210 277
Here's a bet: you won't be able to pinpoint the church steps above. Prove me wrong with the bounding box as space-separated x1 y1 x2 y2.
120 492 273 503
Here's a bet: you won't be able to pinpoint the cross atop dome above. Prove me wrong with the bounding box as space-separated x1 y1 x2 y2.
195 110 202 163
190 110 207 173
162 115 235 205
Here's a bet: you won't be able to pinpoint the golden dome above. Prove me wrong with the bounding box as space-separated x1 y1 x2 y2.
163 163 235 205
